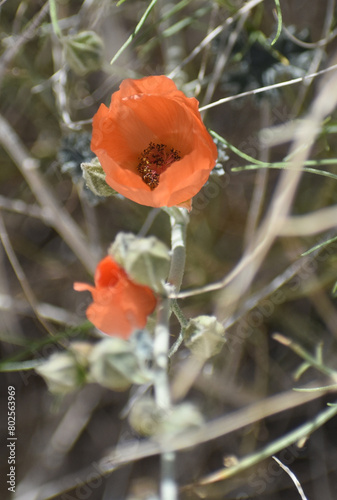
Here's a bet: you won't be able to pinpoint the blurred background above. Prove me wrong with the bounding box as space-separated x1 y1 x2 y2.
1 1 337 499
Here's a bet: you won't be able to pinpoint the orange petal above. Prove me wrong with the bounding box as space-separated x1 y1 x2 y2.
91 75 218 208
74 256 157 338
122 95 195 154
117 76 201 120
117 75 180 100
86 300 132 338
73 282 94 293
94 255 122 288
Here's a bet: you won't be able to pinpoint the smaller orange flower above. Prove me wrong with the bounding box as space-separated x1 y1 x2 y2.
91 75 218 208
74 256 157 338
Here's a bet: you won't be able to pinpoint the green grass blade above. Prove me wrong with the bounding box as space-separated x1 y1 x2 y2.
110 0 158 65
271 0 283 46
0 322 92 364
200 401 337 485
49 0 63 38
210 130 266 166
232 161 337 181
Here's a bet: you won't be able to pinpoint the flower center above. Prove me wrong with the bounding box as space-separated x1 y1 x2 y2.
137 142 181 190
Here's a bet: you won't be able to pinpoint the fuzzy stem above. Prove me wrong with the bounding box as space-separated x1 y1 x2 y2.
153 208 188 500
153 296 171 409
168 299 188 358
167 207 189 292
153 294 177 500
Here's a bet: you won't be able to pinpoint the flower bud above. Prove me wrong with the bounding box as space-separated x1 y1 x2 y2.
69 341 94 364
184 315 226 359
128 398 203 437
35 342 92 395
128 397 164 436
109 232 170 293
88 337 151 391
157 402 204 436
63 31 104 76
81 158 117 197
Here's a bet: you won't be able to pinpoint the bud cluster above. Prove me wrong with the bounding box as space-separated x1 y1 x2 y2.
36 336 152 395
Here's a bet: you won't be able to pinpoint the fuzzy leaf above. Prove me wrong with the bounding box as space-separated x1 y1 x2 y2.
81 158 118 197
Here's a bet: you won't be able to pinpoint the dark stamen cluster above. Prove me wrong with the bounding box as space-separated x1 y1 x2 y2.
137 142 181 190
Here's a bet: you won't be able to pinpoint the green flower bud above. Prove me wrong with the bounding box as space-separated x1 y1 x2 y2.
62 31 104 76
69 341 94 365
128 399 203 437
35 342 92 395
109 232 170 293
128 397 164 436
88 337 151 392
184 315 226 359
157 402 204 436
81 158 117 197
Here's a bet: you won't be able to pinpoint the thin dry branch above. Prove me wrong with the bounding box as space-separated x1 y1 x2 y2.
16 386 103 497
168 0 265 79
200 10 249 111
279 205 337 236
199 63 337 112
14 385 336 500
0 211 54 335
0 293 80 327
0 1 50 86
212 66 337 318
0 194 50 220
176 65 337 304
0 114 97 274
272 456 308 500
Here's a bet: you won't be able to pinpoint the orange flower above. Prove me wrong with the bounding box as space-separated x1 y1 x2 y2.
74 256 157 338
91 75 218 208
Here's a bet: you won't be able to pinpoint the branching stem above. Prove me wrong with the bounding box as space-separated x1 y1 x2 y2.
153 207 188 500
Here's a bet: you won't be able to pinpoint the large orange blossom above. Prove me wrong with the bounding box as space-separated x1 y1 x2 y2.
91 75 218 208
74 256 157 338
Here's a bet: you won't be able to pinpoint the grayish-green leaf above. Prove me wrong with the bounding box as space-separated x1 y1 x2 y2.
81 158 118 198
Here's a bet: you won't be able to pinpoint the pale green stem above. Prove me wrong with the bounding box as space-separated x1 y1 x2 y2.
153 207 188 500
153 296 171 409
170 299 188 328
167 208 188 291
168 299 188 358
153 295 176 500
